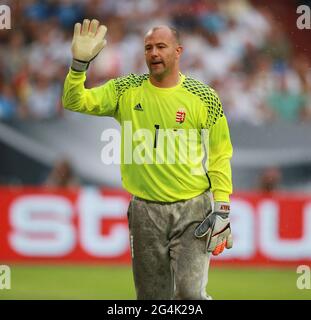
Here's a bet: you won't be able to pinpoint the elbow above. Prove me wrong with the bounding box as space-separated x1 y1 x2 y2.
61 90 71 110
61 95 69 110
62 92 84 111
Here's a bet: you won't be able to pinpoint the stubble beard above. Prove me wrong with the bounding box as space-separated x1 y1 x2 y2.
149 63 170 81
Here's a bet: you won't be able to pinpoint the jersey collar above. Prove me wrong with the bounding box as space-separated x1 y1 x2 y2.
146 73 185 93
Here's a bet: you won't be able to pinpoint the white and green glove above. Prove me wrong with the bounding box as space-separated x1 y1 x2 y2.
194 202 233 255
71 19 107 72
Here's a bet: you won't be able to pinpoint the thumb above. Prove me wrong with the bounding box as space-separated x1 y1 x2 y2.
95 39 106 53
89 39 107 61
225 233 233 249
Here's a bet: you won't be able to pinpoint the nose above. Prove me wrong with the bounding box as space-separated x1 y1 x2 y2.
151 47 159 58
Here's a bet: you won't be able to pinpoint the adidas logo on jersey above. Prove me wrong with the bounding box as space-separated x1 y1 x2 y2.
133 103 143 111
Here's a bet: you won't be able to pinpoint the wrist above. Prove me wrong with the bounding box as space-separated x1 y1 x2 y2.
71 59 90 72
214 202 230 214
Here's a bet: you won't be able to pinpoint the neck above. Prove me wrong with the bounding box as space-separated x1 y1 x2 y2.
149 69 181 88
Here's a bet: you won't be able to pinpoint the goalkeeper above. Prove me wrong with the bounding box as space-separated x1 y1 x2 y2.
63 19 233 300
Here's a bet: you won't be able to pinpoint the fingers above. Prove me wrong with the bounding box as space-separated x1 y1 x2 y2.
81 19 90 36
74 19 107 39
96 24 108 41
211 233 233 256
226 233 233 249
89 19 99 37
212 240 226 256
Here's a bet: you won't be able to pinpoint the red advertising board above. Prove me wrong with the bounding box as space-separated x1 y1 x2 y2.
0 187 310 266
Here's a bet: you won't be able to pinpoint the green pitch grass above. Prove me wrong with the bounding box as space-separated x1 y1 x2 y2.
0 265 310 300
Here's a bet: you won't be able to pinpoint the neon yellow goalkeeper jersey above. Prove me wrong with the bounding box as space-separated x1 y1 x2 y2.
62 70 233 202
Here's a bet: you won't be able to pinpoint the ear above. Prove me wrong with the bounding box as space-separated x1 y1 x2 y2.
176 45 183 58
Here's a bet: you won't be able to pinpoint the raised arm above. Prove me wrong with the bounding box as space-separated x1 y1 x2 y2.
62 19 118 116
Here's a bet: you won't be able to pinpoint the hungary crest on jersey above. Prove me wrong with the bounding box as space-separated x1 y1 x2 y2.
176 108 186 123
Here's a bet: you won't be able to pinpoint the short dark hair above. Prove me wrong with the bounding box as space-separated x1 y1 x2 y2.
169 27 181 45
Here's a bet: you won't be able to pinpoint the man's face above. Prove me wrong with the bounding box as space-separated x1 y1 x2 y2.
144 28 182 79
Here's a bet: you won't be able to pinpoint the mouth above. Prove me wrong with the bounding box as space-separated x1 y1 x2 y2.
151 61 164 66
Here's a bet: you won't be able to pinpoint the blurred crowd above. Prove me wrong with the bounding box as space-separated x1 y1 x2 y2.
1 0 311 124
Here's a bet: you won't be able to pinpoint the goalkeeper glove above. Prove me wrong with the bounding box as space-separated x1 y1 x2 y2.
194 202 233 255
71 19 107 72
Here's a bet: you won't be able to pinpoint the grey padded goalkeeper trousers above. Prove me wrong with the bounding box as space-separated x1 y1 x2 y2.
127 191 212 300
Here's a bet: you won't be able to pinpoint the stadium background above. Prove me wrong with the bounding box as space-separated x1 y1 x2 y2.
0 0 311 299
